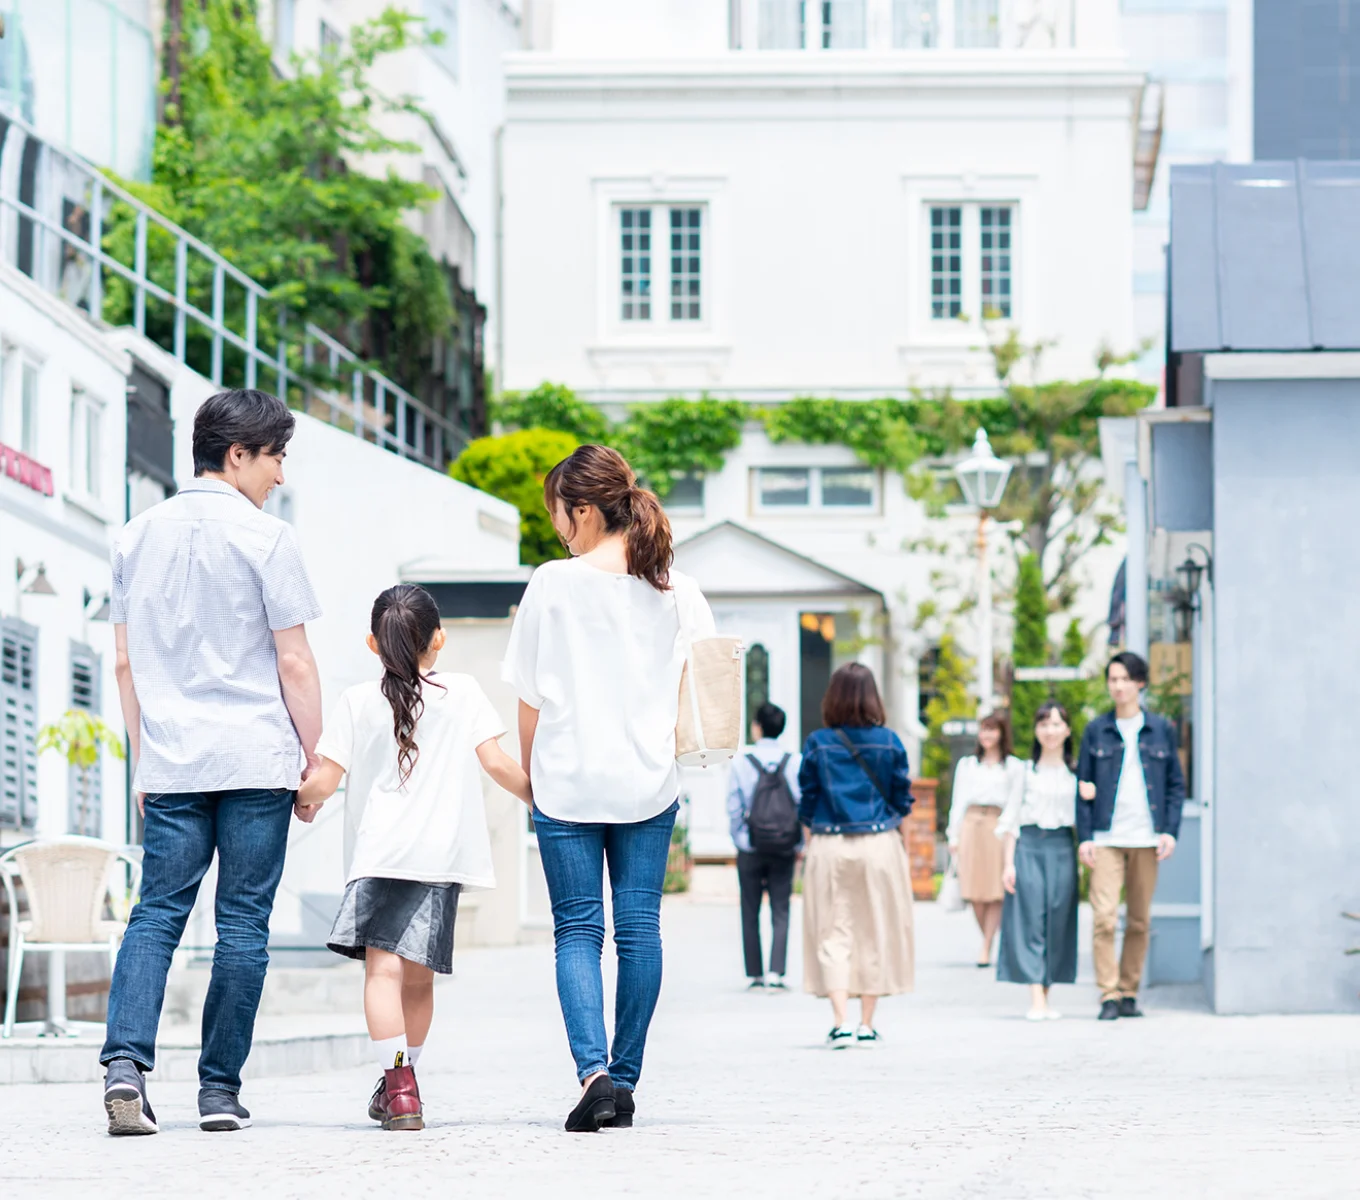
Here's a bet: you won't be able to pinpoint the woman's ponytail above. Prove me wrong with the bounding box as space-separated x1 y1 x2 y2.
370 584 444 787
626 485 673 592
544 444 675 592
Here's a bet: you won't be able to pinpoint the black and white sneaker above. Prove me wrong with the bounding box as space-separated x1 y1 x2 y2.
104 1058 158 1136
765 975 790 991
826 1026 855 1050
856 1025 882 1045
198 1088 252 1132
746 978 766 991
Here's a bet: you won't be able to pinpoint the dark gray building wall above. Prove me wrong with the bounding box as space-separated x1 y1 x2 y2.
1255 0 1360 159
1212 380 1360 1013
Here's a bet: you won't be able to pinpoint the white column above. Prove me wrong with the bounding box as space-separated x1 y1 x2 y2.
976 511 993 714
1124 460 1149 657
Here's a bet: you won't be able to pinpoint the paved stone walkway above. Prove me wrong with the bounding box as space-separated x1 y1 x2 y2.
2 878 1356 1199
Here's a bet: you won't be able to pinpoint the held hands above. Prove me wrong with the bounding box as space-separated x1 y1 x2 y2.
294 798 325 824
1002 864 1017 895
1156 833 1177 861
1078 841 1097 869
1078 781 1096 802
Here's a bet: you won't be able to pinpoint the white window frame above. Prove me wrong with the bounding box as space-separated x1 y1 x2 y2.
757 0 868 49
611 204 707 329
422 0 460 80
68 387 104 504
902 174 1037 350
751 465 881 514
593 175 727 346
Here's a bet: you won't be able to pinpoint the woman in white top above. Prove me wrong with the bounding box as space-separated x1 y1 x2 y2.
503 444 715 1134
945 713 1025 968
994 700 1080 1020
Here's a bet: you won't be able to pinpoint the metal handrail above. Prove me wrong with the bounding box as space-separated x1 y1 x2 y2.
0 110 462 471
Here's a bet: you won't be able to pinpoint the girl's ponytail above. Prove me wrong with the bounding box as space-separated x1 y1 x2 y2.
626 484 673 592
543 444 675 592
370 584 444 786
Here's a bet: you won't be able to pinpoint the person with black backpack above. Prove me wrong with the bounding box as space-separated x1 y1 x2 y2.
727 703 803 991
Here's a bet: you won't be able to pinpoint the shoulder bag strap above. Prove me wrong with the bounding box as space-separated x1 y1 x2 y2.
833 729 891 806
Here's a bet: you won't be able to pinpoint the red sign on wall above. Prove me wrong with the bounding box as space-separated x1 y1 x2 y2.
0 443 55 497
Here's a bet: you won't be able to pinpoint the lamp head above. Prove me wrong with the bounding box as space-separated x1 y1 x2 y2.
953 428 1013 510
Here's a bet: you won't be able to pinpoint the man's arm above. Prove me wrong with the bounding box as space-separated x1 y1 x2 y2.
274 625 323 777
113 625 143 814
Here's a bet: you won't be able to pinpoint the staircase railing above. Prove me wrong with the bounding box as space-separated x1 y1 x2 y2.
0 110 461 471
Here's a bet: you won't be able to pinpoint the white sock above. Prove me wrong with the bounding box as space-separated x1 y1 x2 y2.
372 1034 407 1071
408 1043 424 1067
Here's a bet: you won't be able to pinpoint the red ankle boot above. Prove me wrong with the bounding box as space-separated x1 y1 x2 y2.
380 1065 423 1131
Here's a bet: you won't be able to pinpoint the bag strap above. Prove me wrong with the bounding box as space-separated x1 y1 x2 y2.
833 729 891 806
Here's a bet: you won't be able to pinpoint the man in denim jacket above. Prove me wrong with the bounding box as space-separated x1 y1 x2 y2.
1076 652 1186 1021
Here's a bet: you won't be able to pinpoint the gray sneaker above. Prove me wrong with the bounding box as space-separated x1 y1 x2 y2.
198 1088 252 1132
104 1058 158 1136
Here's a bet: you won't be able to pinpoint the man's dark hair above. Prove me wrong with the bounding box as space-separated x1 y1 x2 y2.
1106 651 1149 685
192 389 296 476
754 702 786 740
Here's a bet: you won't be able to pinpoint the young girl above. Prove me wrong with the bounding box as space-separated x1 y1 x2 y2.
296 584 531 1131
995 701 1080 1021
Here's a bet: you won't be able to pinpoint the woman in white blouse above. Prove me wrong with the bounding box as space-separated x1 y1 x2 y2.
502 444 715 1134
945 713 1025 967
995 700 1080 1020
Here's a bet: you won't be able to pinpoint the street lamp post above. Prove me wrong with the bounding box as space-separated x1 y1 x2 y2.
953 429 1013 716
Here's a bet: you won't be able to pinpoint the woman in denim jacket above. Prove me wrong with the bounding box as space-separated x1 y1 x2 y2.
797 664 915 1048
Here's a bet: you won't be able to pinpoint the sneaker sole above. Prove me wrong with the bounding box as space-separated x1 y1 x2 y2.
199 1114 252 1132
828 1038 854 1050
105 1089 158 1136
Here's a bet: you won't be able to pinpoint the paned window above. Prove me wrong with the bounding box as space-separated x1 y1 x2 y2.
665 472 705 512
319 20 343 61
758 0 805 48
955 0 1000 48
21 358 38 456
669 208 703 322
754 466 879 512
979 206 1013 319
0 619 39 832
930 206 963 320
423 0 459 78
758 0 865 48
617 205 706 326
926 202 1018 324
69 389 103 501
746 643 771 720
893 0 939 47
620 208 652 322
68 644 103 837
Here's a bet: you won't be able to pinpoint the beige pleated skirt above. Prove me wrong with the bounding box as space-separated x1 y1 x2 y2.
802 831 915 998
957 805 1005 903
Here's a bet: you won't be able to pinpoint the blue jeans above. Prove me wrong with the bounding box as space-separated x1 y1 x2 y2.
101 788 294 1092
532 800 678 1091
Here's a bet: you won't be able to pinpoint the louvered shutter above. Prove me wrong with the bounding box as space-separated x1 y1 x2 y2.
1 620 39 832
69 642 102 836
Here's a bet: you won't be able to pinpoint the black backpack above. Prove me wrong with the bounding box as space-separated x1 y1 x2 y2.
746 754 800 856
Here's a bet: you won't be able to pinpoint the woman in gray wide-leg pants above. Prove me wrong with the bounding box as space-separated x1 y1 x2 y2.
995 702 1080 1020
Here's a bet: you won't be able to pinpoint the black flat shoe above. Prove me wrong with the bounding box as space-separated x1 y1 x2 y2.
565 1074 616 1133
600 1086 634 1128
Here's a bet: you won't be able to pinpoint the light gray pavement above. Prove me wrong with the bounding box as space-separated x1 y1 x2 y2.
2 871 1357 1200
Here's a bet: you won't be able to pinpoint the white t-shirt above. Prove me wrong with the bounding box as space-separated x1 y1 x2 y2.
315 673 505 887
1095 712 1158 849
501 558 716 824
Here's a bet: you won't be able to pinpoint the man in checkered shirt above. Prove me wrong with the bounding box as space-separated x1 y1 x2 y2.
100 389 324 1137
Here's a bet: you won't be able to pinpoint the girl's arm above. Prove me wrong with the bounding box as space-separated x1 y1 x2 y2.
477 737 533 807
295 757 345 822
1001 831 1019 894
517 701 540 778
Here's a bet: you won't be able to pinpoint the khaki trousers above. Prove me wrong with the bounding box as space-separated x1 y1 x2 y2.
1089 846 1159 1001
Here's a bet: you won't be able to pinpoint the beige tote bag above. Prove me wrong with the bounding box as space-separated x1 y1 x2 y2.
674 584 744 767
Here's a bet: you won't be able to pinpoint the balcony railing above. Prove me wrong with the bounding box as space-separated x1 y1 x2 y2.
0 110 462 472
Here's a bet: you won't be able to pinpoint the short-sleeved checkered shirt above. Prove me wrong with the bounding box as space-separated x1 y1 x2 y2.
111 477 322 793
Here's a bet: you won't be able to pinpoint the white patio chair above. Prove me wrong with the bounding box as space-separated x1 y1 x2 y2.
1 836 142 1038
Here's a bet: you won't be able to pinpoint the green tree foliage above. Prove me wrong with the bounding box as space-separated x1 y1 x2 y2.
104 1 451 393
763 397 924 473
494 382 611 444
615 398 748 498
38 710 126 837
921 632 977 833
449 429 579 565
1009 553 1050 744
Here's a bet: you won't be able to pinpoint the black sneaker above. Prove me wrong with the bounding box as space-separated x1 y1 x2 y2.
198 1088 252 1132
746 978 766 991
104 1058 158 1136
765 976 790 991
1098 999 1121 1021
1118 997 1144 1018
856 1026 882 1045
826 1026 855 1049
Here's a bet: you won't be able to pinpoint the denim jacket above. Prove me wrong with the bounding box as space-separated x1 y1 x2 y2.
1075 709 1187 844
797 726 914 835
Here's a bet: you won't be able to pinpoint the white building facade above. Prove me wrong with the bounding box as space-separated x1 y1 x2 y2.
501 0 1145 854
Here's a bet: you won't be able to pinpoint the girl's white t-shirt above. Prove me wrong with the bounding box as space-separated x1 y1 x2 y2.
315 672 504 888
501 558 715 825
